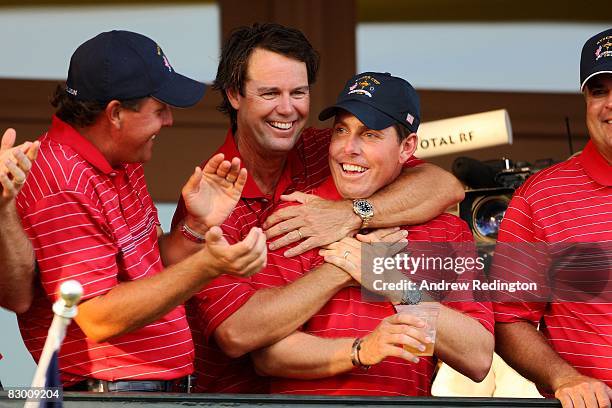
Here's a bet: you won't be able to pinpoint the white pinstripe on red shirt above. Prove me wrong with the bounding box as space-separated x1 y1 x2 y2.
16 116 194 386
270 177 494 396
493 140 612 387
173 128 426 393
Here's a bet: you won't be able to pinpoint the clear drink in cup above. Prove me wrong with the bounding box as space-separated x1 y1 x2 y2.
395 302 440 357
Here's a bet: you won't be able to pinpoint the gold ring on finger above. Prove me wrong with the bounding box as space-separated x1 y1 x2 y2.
296 229 303 240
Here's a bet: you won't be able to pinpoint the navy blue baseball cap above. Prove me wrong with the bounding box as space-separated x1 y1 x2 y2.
66 30 206 107
319 72 420 133
580 28 612 91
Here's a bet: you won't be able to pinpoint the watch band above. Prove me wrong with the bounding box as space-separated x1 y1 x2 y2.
352 199 374 230
180 222 206 244
361 215 372 229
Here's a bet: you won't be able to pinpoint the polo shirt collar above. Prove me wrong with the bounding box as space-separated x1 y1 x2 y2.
48 115 116 175
580 140 612 186
215 128 305 200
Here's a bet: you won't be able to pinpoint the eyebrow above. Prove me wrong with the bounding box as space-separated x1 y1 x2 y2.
256 85 310 93
334 120 369 133
256 87 278 93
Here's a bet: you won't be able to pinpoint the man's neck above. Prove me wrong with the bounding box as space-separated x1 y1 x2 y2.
235 131 287 196
74 122 120 168
589 138 612 165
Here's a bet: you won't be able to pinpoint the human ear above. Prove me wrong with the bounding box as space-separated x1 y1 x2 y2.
399 133 418 163
226 88 241 110
105 100 123 129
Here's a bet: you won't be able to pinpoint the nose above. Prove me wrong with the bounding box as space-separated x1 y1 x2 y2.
606 91 612 108
343 134 361 155
162 105 174 127
276 94 295 116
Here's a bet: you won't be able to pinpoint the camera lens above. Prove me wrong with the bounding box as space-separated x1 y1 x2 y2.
472 195 510 242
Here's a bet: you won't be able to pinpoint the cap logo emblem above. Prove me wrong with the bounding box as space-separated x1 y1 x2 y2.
595 36 612 61
406 113 414 125
155 44 173 72
348 75 380 98
162 55 173 72
66 87 78 96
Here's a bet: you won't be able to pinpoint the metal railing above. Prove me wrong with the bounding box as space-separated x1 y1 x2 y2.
0 392 561 407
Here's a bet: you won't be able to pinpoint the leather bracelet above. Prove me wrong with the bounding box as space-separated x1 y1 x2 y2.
350 338 370 371
180 222 206 244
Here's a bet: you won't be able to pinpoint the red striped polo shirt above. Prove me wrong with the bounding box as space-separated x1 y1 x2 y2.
173 128 425 393
16 116 194 386
493 140 612 387
174 127 334 393
270 176 495 396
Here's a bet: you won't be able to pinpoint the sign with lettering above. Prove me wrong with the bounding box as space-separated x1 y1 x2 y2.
415 109 512 158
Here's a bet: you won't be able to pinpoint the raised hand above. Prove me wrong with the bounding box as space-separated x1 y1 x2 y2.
181 153 247 233
0 128 40 204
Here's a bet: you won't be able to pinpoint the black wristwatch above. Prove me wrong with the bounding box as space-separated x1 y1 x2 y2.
352 199 374 229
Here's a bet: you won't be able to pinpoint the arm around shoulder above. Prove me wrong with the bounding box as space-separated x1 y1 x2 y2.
368 162 465 228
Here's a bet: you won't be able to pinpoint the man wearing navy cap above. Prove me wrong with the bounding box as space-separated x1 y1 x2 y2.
250 72 494 396
494 28 612 408
15 30 266 391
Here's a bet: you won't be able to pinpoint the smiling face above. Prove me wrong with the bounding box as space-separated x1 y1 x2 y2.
227 48 310 158
111 97 173 165
585 73 612 163
329 110 417 199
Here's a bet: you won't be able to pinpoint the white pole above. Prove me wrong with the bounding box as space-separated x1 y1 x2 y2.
25 280 83 407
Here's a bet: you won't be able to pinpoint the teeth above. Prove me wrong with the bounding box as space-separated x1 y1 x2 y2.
151 135 156 140
269 121 292 130
607 120 612 124
342 163 367 172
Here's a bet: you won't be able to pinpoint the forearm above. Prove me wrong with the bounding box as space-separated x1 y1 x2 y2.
369 163 464 227
215 263 351 357
76 249 217 343
252 331 353 379
0 202 35 313
158 222 203 266
435 305 494 382
495 321 579 392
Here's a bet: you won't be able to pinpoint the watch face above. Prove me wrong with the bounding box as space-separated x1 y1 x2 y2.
405 288 422 305
354 199 374 217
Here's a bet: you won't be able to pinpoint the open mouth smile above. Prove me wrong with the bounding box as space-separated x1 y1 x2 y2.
268 121 294 130
341 163 369 174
